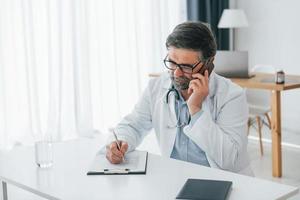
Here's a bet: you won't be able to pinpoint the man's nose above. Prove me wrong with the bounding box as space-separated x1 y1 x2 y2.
173 67 183 77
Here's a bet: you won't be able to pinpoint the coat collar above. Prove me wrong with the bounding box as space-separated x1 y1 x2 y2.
160 71 218 130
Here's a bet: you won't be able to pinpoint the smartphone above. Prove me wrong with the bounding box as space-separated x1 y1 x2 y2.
198 57 214 76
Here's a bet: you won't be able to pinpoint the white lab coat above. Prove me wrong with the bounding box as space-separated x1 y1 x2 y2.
108 71 253 176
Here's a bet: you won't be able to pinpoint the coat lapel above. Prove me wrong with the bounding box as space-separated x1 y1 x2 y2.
158 79 178 157
157 71 218 157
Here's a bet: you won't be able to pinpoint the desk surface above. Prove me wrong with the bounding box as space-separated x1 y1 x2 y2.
230 73 300 91
0 136 298 200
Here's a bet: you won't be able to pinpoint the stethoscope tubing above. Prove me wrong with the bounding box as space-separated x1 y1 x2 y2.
166 84 191 127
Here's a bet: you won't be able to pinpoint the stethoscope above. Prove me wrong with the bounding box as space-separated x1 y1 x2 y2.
166 84 180 104
166 84 191 128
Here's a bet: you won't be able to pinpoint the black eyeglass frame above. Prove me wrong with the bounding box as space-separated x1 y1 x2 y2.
163 55 203 74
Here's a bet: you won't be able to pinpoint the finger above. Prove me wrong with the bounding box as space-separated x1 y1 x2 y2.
110 142 121 152
106 152 121 164
204 70 209 82
109 150 122 160
189 79 202 88
111 148 124 158
200 70 209 87
111 149 124 160
110 153 123 164
192 72 204 80
189 83 200 93
120 142 128 155
110 142 118 150
110 142 124 158
188 82 198 93
188 86 193 95
192 73 206 85
195 71 209 87
109 142 118 151
111 153 122 162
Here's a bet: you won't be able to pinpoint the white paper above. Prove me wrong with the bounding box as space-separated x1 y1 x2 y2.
87 150 147 174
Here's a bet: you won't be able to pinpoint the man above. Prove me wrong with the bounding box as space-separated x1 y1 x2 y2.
105 21 252 175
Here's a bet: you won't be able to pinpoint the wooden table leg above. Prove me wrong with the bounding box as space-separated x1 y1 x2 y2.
271 90 282 177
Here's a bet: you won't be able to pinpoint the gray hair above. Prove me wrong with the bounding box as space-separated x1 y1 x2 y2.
166 21 217 61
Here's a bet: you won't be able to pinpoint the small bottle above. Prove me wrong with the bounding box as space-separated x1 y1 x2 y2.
275 69 285 84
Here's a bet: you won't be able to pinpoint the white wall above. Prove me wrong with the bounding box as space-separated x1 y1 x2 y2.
235 0 300 135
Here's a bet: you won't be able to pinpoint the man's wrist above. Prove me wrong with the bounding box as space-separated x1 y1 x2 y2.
188 105 201 116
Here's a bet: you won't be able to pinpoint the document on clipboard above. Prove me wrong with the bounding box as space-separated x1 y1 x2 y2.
87 150 148 175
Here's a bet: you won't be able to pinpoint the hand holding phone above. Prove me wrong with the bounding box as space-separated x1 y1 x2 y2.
197 57 214 76
187 57 214 115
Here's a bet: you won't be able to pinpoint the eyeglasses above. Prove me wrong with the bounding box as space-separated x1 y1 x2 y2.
163 55 202 74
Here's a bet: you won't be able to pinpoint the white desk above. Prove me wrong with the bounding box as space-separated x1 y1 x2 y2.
0 136 298 200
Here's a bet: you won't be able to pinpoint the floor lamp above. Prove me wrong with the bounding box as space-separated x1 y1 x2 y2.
218 9 248 51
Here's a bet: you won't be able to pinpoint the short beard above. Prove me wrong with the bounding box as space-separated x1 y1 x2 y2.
170 74 191 91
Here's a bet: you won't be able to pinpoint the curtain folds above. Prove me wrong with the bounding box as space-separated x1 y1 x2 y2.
187 0 229 50
0 0 187 149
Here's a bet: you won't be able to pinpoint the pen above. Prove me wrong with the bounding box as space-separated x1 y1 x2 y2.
110 128 125 162
112 129 121 151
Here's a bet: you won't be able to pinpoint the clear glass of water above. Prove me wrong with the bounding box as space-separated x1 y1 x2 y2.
35 141 53 168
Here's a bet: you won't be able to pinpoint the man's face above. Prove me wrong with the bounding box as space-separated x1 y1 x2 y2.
167 47 204 90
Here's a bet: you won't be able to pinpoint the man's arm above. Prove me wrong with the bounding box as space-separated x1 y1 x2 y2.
184 89 249 171
107 83 153 153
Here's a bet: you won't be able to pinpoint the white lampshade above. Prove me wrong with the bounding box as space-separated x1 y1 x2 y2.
218 9 248 28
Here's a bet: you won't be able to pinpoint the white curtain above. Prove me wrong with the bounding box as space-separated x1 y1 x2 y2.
0 0 187 149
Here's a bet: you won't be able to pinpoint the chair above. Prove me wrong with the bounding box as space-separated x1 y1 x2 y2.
246 65 275 156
